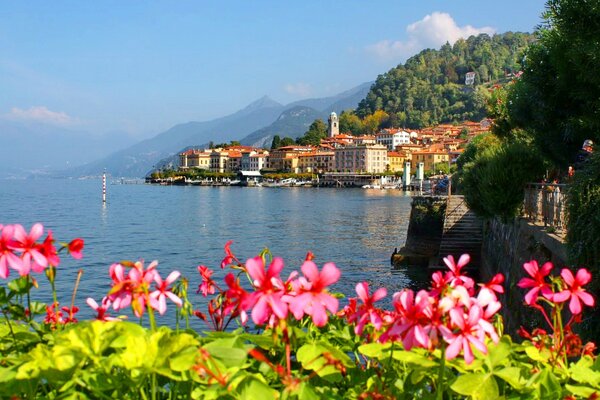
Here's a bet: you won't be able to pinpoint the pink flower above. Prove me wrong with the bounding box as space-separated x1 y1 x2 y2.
12 223 48 275
517 260 554 305
349 282 387 335
478 273 504 306
221 240 236 269
197 265 217 297
150 271 183 315
284 261 340 327
382 289 432 350
67 238 84 260
86 297 121 321
245 256 288 325
223 273 249 325
108 260 158 317
39 230 60 267
553 268 595 315
443 254 474 290
0 225 22 279
443 305 488 364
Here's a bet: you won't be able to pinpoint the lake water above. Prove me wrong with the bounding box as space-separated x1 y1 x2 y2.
0 179 430 329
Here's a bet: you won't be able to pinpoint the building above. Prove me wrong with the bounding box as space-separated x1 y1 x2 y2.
387 151 411 173
241 151 269 171
411 150 450 174
267 145 313 172
334 144 388 173
328 112 339 138
297 151 335 173
179 149 211 170
376 129 412 150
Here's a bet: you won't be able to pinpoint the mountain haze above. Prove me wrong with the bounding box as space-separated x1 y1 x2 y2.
67 82 372 177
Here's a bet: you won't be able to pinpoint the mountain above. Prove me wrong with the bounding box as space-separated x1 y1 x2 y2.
237 82 372 149
66 96 285 177
356 32 535 129
239 106 323 148
67 82 371 177
0 120 137 179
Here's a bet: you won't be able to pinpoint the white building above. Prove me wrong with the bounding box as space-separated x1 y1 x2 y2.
376 129 412 150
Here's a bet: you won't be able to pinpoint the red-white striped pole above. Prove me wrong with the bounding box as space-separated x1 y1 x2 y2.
102 172 106 203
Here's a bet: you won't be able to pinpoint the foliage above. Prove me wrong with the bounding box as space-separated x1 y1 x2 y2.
296 119 328 146
339 110 364 136
459 139 546 220
499 0 600 167
566 150 600 304
210 141 241 149
1 224 599 399
356 32 535 128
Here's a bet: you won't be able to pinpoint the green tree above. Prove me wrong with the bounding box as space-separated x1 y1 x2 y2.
297 119 327 146
502 0 600 166
271 135 281 150
280 137 296 147
339 110 364 135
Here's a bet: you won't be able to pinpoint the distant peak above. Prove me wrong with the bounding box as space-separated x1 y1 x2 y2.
243 95 283 111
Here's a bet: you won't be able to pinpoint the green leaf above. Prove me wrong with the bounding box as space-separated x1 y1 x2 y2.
536 369 562 400
524 345 551 362
485 336 512 369
237 375 276 399
451 372 499 400
493 367 524 389
391 350 437 369
570 357 600 387
202 337 247 368
296 343 344 382
565 384 598 398
296 382 319 400
358 342 387 358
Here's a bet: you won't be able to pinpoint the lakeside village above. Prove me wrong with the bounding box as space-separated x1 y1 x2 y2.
148 112 491 190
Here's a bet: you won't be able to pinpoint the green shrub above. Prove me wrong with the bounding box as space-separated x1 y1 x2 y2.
460 140 546 220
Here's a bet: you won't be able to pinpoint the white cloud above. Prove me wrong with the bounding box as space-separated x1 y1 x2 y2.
5 106 78 126
283 82 313 97
366 12 496 61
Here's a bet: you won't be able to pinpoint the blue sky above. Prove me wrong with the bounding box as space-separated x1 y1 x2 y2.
0 1 547 139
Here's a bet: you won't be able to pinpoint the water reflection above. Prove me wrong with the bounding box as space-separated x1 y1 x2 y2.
0 180 422 330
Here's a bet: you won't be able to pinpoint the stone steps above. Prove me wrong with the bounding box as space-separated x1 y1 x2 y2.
431 195 483 270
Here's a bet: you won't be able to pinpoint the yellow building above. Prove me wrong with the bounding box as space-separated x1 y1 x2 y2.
179 149 211 170
411 150 450 173
387 151 411 173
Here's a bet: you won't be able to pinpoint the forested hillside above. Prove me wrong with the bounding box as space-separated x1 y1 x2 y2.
356 32 535 128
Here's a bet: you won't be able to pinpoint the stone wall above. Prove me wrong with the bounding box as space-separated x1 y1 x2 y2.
481 217 568 335
392 196 446 267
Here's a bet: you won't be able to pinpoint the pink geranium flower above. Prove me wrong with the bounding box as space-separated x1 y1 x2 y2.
443 254 474 291
221 240 236 269
12 223 48 275
0 225 22 279
382 289 432 350
284 261 340 327
244 256 288 325
86 297 122 321
553 268 595 315
443 305 488 364
349 282 387 335
150 271 183 315
517 260 554 305
197 265 217 297
39 230 60 267
67 238 84 260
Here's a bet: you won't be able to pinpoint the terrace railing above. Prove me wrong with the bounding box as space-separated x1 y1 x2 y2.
522 183 568 233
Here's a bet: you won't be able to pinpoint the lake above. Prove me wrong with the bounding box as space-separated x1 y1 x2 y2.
0 178 430 329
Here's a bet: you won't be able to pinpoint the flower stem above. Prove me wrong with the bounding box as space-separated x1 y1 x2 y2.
437 344 446 400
